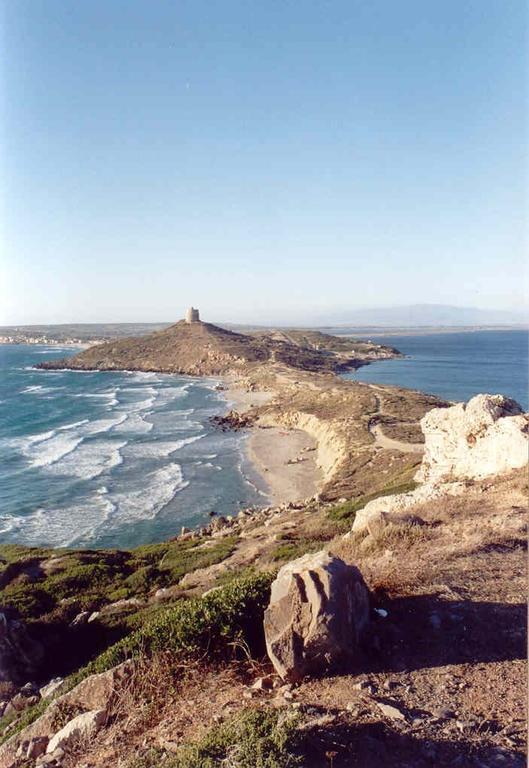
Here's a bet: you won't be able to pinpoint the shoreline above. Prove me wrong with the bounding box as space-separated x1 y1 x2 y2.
225 381 322 506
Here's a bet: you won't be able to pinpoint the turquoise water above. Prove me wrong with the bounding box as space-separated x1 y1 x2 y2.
343 330 528 410
0 345 264 549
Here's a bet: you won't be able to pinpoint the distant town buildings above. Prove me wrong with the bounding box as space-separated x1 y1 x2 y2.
0 334 100 347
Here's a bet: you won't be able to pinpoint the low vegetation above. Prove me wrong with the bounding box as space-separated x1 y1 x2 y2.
0 536 238 623
0 572 274 745
130 708 302 768
81 571 273 674
326 479 418 526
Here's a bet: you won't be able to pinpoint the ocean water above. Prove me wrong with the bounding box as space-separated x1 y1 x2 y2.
343 330 528 410
0 345 265 549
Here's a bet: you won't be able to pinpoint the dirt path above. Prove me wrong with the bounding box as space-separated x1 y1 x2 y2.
368 387 424 454
369 422 424 453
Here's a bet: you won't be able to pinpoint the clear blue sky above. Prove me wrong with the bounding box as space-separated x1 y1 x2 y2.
1 0 526 324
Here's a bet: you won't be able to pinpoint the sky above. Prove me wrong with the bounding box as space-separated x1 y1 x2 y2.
1 0 527 324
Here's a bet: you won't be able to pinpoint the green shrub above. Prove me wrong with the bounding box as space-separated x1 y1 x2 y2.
131 708 302 768
0 537 239 622
0 584 55 617
70 571 274 684
123 565 160 595
270 540 321 563
0 572 274 746
326 480 418 525
159 536 238 582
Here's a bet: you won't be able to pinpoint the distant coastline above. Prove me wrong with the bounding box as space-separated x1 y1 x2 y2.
1 322 527 346
326 324 529 338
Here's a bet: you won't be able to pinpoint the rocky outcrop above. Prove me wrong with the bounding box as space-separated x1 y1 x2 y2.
351 482 465 534
264 552 370 682
351 394 528 534
46 709 106 754
416 394 528 484
210 410 257 431
0 663 131 768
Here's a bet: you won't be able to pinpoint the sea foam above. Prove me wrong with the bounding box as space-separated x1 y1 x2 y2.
47 439 127 480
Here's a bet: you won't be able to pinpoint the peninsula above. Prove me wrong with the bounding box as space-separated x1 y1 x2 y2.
38 308 436 503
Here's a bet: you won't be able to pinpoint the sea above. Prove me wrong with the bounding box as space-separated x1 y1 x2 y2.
0 345 265 550
1 329 527 551
343 329 528 410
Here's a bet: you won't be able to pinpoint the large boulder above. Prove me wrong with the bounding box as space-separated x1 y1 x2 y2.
416 394 528 484
264 551 369 682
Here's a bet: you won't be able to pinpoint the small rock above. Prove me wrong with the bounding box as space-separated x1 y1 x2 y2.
37 748 65 767
354 681 375 694
432 706 455 720
26 736 49 759
382 680 397 692
47 709 107 753
70 611 90 627
251 676 274 691
10 692 34 712
376 701 406 721
3 702 16 718
455 719 475 733
411 717 425 727
40 677 65 699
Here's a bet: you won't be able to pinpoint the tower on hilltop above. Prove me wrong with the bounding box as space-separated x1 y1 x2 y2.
185 307 200 324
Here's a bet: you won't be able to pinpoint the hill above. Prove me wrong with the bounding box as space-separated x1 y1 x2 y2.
37 318 400 376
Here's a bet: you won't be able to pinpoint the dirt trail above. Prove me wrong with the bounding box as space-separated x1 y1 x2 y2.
367 386 425 454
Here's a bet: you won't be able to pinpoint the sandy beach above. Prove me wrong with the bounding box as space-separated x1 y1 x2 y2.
226 382 322 505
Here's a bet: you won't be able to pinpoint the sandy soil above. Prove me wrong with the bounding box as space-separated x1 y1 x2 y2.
225 384 274 412
247 426 321 505
369 422 424 454
226 382 322 505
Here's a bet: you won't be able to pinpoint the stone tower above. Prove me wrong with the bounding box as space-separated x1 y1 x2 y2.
185 307 200 324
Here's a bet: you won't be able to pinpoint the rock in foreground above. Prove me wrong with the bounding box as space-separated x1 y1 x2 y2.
264 551 369 682
416 394 528 484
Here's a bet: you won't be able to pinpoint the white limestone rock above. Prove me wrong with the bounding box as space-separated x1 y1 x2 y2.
351 482 465 533
350 394 528 535
416 394 528 484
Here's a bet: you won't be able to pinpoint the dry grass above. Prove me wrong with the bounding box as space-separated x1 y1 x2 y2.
63 656 255 768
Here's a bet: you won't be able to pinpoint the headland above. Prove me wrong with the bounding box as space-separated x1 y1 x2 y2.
37 309 438 508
